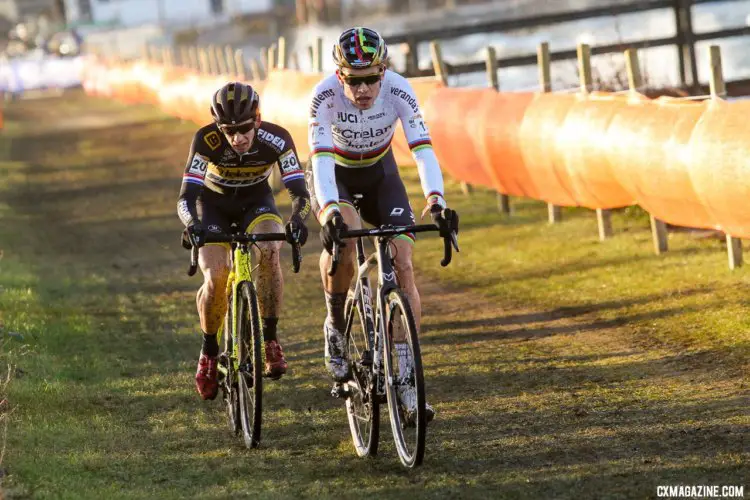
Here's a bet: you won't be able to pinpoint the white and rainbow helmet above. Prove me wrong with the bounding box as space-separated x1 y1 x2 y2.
332 27 388 69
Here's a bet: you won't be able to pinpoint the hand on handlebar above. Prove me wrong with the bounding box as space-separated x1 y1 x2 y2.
285 213 308 246
320 212 347 255
187 221 206 248
429 204 459 238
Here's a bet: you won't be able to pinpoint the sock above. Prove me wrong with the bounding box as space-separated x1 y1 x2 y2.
396 343 412 380
202 332 219 357
325 291 347 332
262 317 279 343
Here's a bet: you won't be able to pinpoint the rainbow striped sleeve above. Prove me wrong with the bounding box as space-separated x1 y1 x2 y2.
409 139 433 153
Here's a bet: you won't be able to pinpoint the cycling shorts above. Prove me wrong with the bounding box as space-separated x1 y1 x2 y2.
307 149 416 242
198 183 282 246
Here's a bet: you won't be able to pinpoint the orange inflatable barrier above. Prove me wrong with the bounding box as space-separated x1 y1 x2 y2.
608 96 713 230
518 93 579 206
552 92 635 209
688 99 750 238
472 90 536 197
81 58 750 239
423 87 495 189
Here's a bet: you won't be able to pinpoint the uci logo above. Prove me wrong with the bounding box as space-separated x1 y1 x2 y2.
337 112 358 123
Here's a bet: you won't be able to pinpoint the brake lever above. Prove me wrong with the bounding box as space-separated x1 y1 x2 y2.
291 240 302 274
187 245 199 276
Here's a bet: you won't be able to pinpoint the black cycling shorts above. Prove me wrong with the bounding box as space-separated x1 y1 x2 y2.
198 184 282 244
307 149 416 237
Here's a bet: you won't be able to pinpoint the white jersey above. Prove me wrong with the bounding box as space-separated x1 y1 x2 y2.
308 70 446 223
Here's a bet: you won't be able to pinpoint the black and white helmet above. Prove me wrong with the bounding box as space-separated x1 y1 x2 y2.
210 82 259 125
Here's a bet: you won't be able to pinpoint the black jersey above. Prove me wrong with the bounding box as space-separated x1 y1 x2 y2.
177 121 310 228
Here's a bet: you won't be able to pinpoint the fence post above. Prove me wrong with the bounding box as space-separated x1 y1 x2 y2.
250 58 263 81
431 41 471 195
538 42 562 224
268 44 277 72
207 45 219 75
578 43 613 241
260 46 269 76
625 48 669 255
277 36 287 70
189 46 199 72
224 45 237 76
198 47 210 75
429 41 448 85
215 45 228 74
485 46 510 215
313 37 323 72
179 46 188 68
707 45 742 269
234 49 247 80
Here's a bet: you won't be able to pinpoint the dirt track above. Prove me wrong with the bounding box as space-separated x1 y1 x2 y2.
0 91 746 499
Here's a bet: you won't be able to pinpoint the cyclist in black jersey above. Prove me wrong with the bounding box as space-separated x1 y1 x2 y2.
177 82 311 401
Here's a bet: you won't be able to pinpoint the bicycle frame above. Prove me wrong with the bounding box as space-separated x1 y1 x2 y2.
223 243 254 355
347 235 401 399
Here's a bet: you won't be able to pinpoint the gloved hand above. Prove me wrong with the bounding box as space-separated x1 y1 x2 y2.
429 204 459 238
285 213 309 246
320 212 347 254
186 221 206 248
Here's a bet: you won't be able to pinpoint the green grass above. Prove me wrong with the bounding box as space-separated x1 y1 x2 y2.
0 91 746 499
403 172 750 359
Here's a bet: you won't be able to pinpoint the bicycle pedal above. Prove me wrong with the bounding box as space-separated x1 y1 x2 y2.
330 382 348 399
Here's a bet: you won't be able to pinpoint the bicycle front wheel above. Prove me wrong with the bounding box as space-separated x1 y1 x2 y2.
236 281 263 449
344 289 380 457
382 288 426 467
221 293 241 436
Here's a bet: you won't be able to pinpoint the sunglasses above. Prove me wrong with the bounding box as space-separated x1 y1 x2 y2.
341 73 382 87
219 122 255 136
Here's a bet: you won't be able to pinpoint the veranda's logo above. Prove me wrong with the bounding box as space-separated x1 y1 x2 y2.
657 485 745 498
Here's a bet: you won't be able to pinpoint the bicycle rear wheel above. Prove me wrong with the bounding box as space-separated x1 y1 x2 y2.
344 289 380 457
382 288 426 467
236 281 263 449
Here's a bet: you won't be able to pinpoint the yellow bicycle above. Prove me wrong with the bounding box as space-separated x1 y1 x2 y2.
187 226 301 448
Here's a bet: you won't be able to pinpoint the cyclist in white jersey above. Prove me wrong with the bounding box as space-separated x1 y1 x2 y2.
306 27 459 423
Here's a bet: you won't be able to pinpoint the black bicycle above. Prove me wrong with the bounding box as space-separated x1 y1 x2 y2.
328 209 458 467
187 226 301 448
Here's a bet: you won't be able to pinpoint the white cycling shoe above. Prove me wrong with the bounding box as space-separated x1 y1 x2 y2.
324 320 351 382
397 381 435 426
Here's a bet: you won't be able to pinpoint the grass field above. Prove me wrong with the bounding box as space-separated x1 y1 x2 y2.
0 91 747 499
